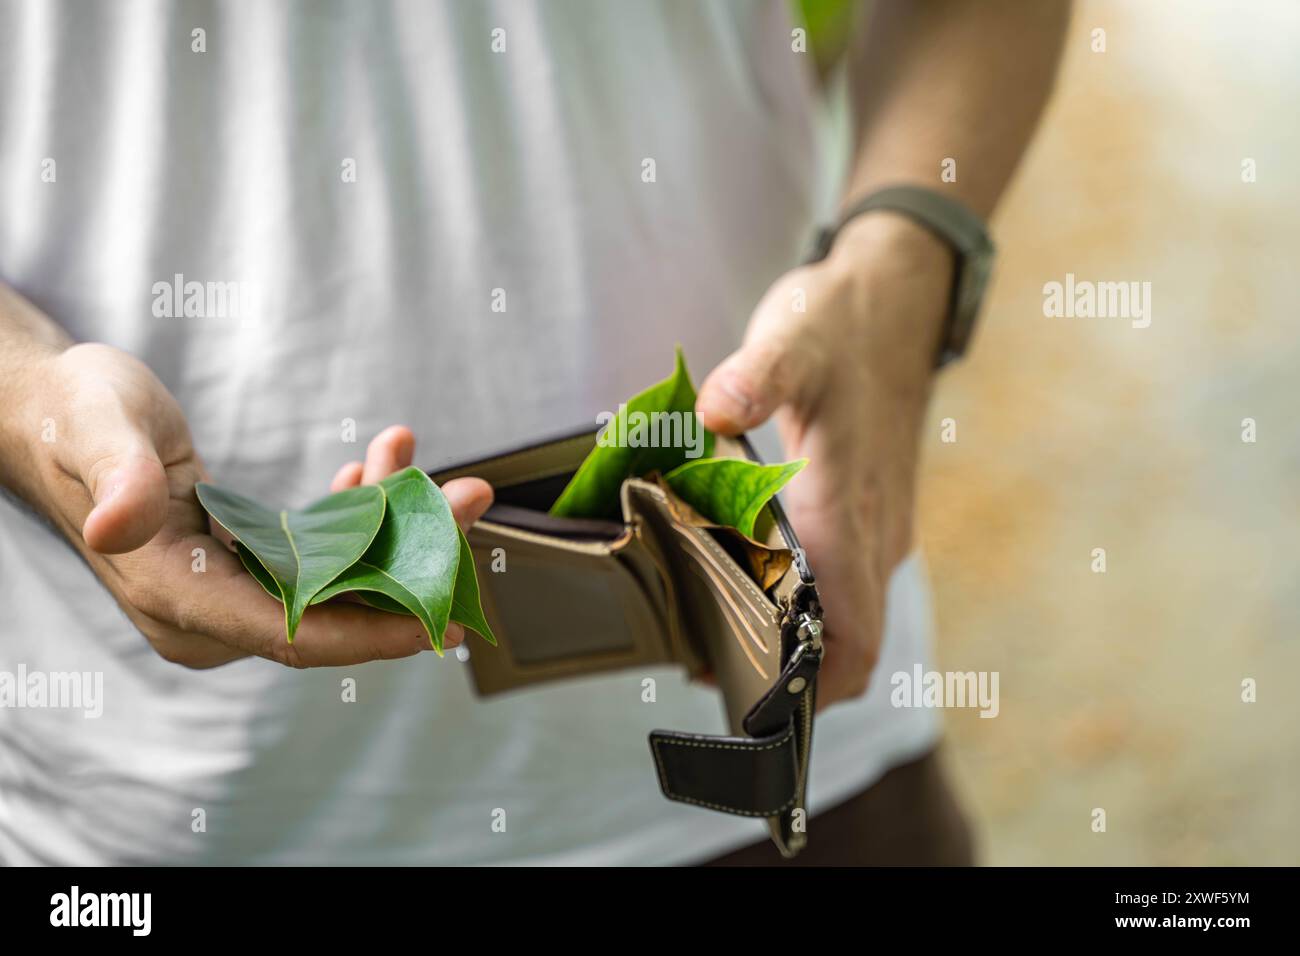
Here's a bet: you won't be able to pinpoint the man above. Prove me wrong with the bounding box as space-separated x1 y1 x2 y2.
0 0 1067 864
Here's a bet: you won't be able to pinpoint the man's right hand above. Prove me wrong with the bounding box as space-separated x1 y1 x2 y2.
4 338 493 669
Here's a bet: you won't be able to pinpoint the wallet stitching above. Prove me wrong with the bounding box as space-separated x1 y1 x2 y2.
651 730 797 817
473 521 624 555
631 482 778 624
689 527 778 623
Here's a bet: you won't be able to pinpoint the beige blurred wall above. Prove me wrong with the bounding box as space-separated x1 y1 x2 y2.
917 0 1300 865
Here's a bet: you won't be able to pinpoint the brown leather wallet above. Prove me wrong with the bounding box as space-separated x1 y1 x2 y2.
429 428 824 857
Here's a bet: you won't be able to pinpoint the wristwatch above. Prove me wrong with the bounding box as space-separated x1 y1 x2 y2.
805 184 996 368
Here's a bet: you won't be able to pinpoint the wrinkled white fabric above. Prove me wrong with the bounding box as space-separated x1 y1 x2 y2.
0 0 939 864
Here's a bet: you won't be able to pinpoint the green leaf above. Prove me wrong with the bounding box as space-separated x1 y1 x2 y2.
236 541 281 599
663 457 808 539
242 537 422 616
450 528 497 646
195 482 387 642
354 590 411 615
310 467 463 654
206 468 497 654
332 539 496 647
550 346 713 520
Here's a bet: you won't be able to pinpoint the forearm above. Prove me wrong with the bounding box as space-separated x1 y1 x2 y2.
0 281 72 359
844 0 1072 217
821 0 1071 378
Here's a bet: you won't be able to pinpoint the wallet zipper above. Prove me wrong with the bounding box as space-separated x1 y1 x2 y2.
794 612 823 655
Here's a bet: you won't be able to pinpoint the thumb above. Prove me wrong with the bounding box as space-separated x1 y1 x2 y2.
696 334 819 436
79 435 170 554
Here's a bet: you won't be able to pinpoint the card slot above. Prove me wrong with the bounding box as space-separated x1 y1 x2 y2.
671 524 772 659
491 473 576 512
621 480 786 732
483 502 626 541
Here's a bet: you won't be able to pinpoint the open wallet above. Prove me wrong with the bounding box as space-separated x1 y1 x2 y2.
428 429 825 857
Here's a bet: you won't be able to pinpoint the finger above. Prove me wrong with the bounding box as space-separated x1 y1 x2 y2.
781 453 884 708
177 543 435 664
80 444 171 554
361 425 415 484
696 328 820 436
291 600 471 662
330 461 364 492
440 476 494 532
284 603 435 664
175 525 479 665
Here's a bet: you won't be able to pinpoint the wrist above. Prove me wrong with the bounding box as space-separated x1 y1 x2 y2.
818 210 955 385
0 286 72 470
831 208 952 271
0 352 58 511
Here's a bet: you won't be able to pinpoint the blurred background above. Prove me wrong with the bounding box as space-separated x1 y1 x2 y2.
900 0 1300 864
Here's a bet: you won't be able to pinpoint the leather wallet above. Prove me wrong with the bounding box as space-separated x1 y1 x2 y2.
428 428 824 857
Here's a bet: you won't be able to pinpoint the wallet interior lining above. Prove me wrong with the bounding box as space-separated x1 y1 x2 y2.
433 430 792 591
491 472 575 512
455 432 799 715
484 471 628 542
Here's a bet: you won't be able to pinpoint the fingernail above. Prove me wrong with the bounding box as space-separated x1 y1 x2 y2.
100 478 123 504
441 625 465 652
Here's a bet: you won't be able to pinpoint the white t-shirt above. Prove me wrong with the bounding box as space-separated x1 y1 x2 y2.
0 0 939 864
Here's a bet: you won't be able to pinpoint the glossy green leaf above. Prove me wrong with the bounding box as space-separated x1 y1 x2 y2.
354 590 411 615
203 469 497 653
450 528 497 646
239 539 412 617
237 541 281 599
195 482 386 642
663 457 808 539
310 467 457 649
310 467 495 654
550 346 713 520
